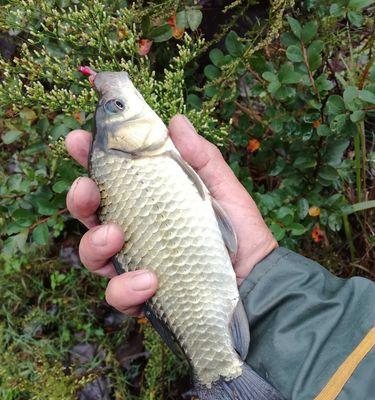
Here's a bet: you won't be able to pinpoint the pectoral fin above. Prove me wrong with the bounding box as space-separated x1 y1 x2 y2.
167 151 206 199
143 303 187 361
230 299 250 360
212 198 238 255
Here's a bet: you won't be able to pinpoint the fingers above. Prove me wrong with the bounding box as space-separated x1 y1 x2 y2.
66 177 100 228
106 270 157 317
78 223 124 278
168 115 249 204
65 129 92 168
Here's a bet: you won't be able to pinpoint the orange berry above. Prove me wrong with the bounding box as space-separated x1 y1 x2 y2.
247 138 261 153
309 206 321 217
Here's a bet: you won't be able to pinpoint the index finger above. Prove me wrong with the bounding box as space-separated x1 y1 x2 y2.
65 129 92 168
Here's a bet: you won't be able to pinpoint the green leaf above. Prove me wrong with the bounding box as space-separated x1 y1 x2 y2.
52 180 70 193
209 48 225 67
330 3 345 17
149 24 173 42
270 223 286 240
307 40 324 70
36 199 57 216
186 8 202 31
278 63 301 84
315 75 333 93
225 31 244 57
323 138 349 166
359 89 375 104
301 21 317 44
328 213 342 231
186 94 202 110
286 45 303 62
293 155 317 169
32 223 49 245
290 223 306 236
317 124 332 136
204 65 220 80
262 71 278 82
287 16 302 39
343 85 359 105
269 157 286 176
330 114 347 132
297 198 309 219
342 200 375 214
326 95 346 114
350 110 365 122
348 0 373 10
176 10 187 29
2 129 22 144
348 11 363 27
318 165 339 181
280 32 300 47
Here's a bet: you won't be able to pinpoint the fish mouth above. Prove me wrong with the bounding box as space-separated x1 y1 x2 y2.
78 66 97 88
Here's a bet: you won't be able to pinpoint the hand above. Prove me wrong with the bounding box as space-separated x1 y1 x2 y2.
65 115 277 317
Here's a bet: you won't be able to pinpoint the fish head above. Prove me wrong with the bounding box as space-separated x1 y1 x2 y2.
91 71 168 155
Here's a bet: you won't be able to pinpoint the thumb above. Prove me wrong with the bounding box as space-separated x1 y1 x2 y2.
168 115 246 203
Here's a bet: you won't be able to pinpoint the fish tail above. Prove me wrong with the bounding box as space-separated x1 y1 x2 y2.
192 363 284 400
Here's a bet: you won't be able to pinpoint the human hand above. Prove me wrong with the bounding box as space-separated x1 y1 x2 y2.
65 115 277 316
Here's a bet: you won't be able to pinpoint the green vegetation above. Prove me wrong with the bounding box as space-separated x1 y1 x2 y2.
0 0 374 398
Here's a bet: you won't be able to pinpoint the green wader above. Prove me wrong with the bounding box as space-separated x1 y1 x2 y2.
240 248 375 400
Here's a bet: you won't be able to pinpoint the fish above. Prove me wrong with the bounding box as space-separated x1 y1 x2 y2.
85 69 284 400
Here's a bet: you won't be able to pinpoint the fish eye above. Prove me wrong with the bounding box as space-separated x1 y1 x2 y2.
104 99 125 114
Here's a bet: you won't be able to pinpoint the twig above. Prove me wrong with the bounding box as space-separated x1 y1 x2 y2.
29 208 68 231
301 41 320 101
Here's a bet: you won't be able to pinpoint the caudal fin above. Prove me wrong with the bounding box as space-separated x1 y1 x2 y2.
193 363 284 400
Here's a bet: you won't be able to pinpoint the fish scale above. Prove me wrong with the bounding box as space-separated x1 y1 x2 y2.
90 148 243 386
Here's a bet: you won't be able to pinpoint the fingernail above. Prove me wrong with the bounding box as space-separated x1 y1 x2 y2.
131 271 153 291
181 115 197 134
91 225 109 246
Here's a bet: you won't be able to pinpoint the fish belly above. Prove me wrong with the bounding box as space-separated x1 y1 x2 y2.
90 149 243 386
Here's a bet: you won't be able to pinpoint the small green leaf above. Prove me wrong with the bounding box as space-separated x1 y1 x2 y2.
278 63 301 84
290 223 306 236
52 180 70 193
287 16 302 39
350 110 365 122
176 10 187 29
348 11 363 27
186 94 202 110
326 95 346 114
307 40 324 70
330 3 345 17
323 139 349 166
270 223 286 240
149 24 173 42
359 89 375 104
343 86 359 104
286 45 303 62
262 71 278 82
301 21 317 44
225 31 244 57
297 198 309 219
328 213 342 231
318 165 339 181
280 32 300 47
348 0 373 10
294 155 317 169
209 48 225 67
186 8 202 31
317 124 332 137
204 65 220 80
2 129 22 144
315 75 333 93
269 157 286 176
32 223 49 245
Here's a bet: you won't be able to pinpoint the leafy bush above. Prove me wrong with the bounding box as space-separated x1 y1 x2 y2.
0 0 374 398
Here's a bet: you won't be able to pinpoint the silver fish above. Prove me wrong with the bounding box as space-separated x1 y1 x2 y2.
87 70 283 400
